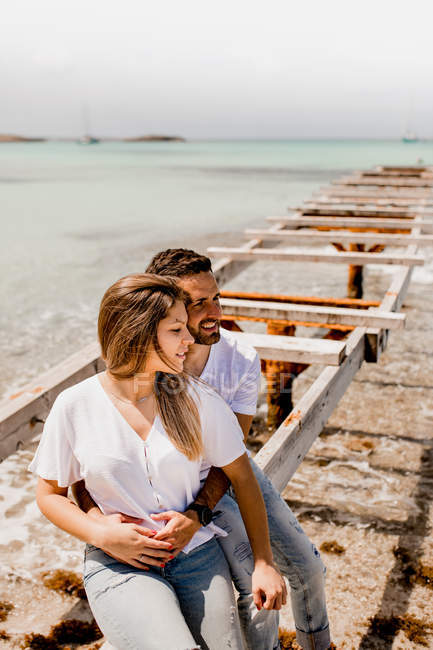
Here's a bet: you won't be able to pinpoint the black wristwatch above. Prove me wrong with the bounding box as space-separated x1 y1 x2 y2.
186 503 213 527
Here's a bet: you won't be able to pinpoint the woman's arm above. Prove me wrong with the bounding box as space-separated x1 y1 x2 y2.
36 478 174 569
221 454 287 611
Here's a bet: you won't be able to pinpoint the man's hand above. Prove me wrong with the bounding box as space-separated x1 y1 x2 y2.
97 522 175 570
150 510 201 555
252 561 288 611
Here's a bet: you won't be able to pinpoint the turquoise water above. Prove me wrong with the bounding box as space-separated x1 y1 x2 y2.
1 139 432 397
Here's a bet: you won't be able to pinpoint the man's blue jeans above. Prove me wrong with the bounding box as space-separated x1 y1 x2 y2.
214 459 330 650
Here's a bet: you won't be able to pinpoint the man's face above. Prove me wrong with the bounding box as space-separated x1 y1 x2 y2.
177 272 223 345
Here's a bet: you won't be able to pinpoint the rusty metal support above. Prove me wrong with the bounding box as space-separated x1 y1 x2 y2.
262 322 307 429
347 243 365 298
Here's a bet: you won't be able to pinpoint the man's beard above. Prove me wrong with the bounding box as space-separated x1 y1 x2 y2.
189 320 221 345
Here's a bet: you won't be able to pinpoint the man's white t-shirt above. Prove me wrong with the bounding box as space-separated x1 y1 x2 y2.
200 328 261 416
29 374 246 553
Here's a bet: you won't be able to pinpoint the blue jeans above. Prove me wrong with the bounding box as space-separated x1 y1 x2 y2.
83 538 245 650
214 459 330 650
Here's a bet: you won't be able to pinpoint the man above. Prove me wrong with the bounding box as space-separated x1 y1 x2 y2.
73 249 331 650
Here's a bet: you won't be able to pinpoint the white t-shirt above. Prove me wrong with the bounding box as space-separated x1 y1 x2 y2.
29 374 246 553
200 328 261 416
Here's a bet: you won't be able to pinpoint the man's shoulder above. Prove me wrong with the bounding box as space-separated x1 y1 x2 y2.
217 328 258 365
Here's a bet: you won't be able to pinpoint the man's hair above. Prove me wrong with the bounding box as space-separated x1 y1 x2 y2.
146 248 213 278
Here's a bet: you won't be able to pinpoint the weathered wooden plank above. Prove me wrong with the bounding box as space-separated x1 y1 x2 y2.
208 246 424 267
226 331 346 365
337 176 433 188
304 201 433 216
365 215 421 361
220 289 380 309
220 297 406 329
0 343 104 461
212 238 262 285
254 327 365 490
292 206 417 218
244 228 433 247
212 224 287 284
319 187 433 200
267 215 433 232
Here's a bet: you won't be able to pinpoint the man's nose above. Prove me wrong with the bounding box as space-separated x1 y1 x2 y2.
207 301 223 319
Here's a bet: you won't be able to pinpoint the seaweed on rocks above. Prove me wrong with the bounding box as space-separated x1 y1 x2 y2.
21 619 102 649
278 628 300 649
368 614 433 646
0 601 14 622
393 545 433 590
42 570 86 599
21 633 59 649
320 540 346 555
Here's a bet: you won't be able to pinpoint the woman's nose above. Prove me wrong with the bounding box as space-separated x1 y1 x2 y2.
183 331 195 345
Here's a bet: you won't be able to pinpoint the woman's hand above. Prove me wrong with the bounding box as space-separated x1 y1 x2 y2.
252 561 287 611
150 510 201 555
97 522 175 570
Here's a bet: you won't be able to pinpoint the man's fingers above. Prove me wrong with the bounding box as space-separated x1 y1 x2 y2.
150 511 173 521
253 588 263 611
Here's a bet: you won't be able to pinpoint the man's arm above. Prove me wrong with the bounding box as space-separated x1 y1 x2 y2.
189 412 253 511
234 412 254 442
71 481 102 518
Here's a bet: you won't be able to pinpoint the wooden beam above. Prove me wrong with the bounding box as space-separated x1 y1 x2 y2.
212 238 262 285
244 228 433 247
337 177 433 188
208 246 424 267
365 215 421 361
220 289 380 309
0 343 104 461
319 187 433 201
267 215 433 232
305 200 433 216
220 297 406 330
292 206 417 218
226 331 346 365
254 327 365 490
211 223 287 284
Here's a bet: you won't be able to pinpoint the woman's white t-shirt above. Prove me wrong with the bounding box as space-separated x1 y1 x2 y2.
29 374 246 553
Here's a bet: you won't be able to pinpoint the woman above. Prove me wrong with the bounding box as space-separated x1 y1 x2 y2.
29 274 286 650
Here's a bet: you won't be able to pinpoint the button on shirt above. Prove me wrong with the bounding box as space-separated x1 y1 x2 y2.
29 374 246 553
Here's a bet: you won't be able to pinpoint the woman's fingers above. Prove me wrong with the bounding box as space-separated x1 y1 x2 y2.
135 553 170 568
135 526 172 547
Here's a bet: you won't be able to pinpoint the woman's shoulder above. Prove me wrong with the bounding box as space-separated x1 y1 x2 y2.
50 374 101 416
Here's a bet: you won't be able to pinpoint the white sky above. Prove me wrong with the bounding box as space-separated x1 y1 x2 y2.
1 0 433 138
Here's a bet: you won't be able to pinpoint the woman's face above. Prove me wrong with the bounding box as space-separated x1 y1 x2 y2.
147 300 194 374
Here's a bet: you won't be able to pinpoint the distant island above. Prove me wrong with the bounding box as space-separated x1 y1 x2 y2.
0 134 45 143
123 135 186 142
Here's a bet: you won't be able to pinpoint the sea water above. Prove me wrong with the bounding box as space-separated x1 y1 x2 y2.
2 138 433 399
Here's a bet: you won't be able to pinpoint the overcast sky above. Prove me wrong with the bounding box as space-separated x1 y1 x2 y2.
2 0 433 139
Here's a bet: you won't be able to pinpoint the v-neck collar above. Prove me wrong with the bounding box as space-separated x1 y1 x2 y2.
199 344 214 379
95 373 158 445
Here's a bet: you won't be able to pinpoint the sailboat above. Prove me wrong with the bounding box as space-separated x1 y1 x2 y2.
77 105 100 145
402 130 418 143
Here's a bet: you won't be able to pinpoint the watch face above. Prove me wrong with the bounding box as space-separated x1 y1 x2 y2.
201 507 213 526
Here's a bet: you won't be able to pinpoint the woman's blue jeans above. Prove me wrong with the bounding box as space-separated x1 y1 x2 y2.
83 537 247 650
214 459 331 650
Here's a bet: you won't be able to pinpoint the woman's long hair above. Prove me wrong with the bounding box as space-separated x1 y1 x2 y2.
98 273 202 461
